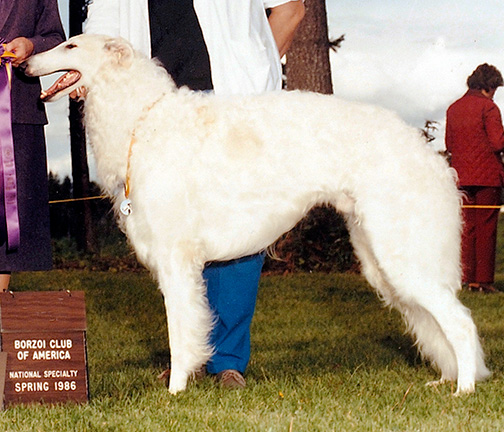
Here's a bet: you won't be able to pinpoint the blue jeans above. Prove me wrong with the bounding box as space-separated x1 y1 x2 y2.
203 253 265 374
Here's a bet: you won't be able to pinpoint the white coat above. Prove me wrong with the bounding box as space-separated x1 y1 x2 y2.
84 0 301 94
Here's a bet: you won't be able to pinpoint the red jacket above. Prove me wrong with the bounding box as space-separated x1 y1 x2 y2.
445 89 504 187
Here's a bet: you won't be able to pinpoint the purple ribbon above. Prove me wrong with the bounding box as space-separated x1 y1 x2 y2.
0 43 20 251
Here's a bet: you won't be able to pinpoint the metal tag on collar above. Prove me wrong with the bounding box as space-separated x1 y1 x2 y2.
120 198 132 216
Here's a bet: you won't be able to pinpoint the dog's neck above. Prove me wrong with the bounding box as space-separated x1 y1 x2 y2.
83 58 179 197
124 92 167 199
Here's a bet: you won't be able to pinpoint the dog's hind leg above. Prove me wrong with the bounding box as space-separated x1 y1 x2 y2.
348 218 454 378
156 245 214 394
346 215 489 394
344 214 395 304
397 287 489 395
398 302 458 384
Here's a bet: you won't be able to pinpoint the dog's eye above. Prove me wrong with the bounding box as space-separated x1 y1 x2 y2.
65 44 77 49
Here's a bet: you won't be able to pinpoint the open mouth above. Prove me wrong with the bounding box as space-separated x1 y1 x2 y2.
40 70 81 101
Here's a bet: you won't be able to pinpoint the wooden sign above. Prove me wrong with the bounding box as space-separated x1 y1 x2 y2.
0 291 88 407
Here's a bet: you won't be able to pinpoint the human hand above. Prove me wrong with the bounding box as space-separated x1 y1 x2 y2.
4 37 34 67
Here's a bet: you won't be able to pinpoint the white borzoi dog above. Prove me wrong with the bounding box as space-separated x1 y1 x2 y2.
25 34 490 395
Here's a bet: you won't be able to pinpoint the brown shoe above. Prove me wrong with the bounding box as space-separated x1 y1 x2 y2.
157 365 207 387
467 283 498 293
192 365 207 381
157 367 171 387
216 369 246 389
479 283 498 293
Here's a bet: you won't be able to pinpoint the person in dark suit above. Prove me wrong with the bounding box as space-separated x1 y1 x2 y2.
0 0 65 290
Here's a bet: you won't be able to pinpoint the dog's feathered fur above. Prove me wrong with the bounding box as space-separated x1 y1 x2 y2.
26 34 490 394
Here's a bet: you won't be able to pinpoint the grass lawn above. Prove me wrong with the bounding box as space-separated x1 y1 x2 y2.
0 269 503 431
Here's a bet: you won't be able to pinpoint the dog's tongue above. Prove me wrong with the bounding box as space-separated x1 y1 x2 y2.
40 70 81 101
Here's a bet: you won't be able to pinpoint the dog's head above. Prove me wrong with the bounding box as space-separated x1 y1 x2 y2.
24 34 135 102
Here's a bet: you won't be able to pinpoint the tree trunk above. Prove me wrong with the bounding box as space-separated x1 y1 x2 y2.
69 0 95 252
284 0 333 94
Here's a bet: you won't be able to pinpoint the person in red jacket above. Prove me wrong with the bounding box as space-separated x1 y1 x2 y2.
445 63 504 293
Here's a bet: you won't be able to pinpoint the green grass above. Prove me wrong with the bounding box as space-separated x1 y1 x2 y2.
0 270 503 431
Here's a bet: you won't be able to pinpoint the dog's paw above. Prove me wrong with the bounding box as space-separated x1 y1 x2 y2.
454 383 475 396
167 369 189 394
426 378 448 388
426 378 476 396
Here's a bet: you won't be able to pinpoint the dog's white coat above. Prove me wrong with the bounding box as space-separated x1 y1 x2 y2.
26 35 490 394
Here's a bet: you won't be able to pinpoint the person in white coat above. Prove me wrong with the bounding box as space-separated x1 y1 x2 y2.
85 0 304 389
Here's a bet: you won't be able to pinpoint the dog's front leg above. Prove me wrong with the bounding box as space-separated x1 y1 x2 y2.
157 246 214 394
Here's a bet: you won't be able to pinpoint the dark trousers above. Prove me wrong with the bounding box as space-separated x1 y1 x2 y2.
461 186 501 284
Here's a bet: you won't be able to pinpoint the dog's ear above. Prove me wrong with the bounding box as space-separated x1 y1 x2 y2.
103 38 134 68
